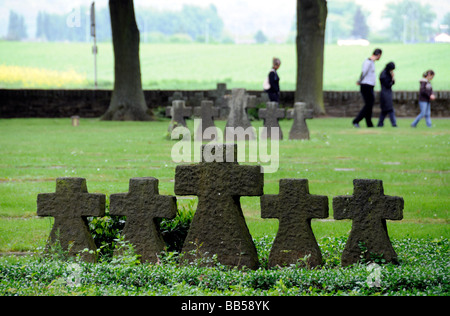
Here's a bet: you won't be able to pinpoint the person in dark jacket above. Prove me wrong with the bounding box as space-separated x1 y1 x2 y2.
411 70 435 128
377 62 397 127
265 57 281 102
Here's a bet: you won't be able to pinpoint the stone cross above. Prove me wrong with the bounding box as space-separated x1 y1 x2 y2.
261 179 328 268
166 100 192 133
191 92 207 109
259 102 285 140
168 91 187 104
110 177 177 263
195 100 220 142
175 144 263 269
333 179 404 266
225 88 257 141
37 178 105 262
207 83 229 118
289 102 314 140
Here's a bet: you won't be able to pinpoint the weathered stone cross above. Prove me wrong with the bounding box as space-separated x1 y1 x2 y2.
259 102 285 140
261 179 328 268
207 83 229 118
37 178 105 262
110 177 177 263
224 88 257 141
175 143 263 269
195 100 220 142
333 179 404 266
166 100 192 133
288 102 314 140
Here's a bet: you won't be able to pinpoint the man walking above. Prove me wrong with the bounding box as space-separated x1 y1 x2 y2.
353 48 382 128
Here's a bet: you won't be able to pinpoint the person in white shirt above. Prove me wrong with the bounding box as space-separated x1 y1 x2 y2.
352 48 382 128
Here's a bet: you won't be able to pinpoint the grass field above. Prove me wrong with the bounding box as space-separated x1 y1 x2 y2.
0 117 448 253
0 41 449 91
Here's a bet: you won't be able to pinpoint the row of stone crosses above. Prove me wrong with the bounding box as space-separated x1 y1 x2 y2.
166 88 313 141
37 144 404 269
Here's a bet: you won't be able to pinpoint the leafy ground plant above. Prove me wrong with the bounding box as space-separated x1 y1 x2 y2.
0 236 448 296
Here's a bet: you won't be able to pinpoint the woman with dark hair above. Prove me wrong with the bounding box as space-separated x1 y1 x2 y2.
377 62 397 127
411 70 435 128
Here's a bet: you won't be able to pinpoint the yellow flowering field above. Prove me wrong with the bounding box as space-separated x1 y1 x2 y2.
0 64 88 88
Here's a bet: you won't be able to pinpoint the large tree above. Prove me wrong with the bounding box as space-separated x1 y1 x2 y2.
102 0 152 121
295 0 327 115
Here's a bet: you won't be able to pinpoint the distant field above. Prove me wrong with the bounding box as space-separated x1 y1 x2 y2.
0 41 449 91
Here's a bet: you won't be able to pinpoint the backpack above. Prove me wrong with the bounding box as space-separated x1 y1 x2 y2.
263 69 275 91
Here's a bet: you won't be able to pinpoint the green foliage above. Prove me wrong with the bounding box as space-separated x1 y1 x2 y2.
0 237 448 296
88 204 125 261
87 199 195 261
159 200 196 252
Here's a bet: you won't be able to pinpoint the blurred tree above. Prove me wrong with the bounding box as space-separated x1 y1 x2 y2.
296 0 327 115
32 4 224 43
351 7 369 39
254 30 268 43
7 11 27 41
35 9 89 42
441 12 450 29
102 0 152 121
325 0 358 44
135 4 223 43
383 0 436 43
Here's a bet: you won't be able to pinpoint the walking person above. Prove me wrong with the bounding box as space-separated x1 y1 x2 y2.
353 48 382 128
264 57 281 103
377 62 397 127
411 70 435 128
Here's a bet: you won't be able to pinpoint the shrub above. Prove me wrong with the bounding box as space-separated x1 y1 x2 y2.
88 200 195 261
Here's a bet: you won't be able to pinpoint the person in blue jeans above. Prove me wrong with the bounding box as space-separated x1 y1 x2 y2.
411 70 435 128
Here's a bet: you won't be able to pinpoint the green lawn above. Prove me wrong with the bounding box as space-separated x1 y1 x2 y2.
0 41 449 90
0 117 448 253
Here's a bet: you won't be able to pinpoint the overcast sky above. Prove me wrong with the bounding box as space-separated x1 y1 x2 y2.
0 0 449 39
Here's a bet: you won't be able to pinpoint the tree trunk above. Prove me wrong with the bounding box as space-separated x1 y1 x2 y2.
295 0 327 115
102 0 152 121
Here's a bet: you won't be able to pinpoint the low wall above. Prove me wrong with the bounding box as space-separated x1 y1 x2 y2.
0 88 449 118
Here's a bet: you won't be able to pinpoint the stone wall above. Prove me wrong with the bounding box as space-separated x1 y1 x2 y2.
1 88 449 118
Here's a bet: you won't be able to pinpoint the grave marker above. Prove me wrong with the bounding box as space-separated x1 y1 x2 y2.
289 102 314 140
110 177 177 263
37 178 105 262
261 179 328 268
175 144 263 269
166 100 192 133
195 100 220 142
168 91 187 104
259 102 285 140
225 88 257 141
333 179 404 266
207 83 229 118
